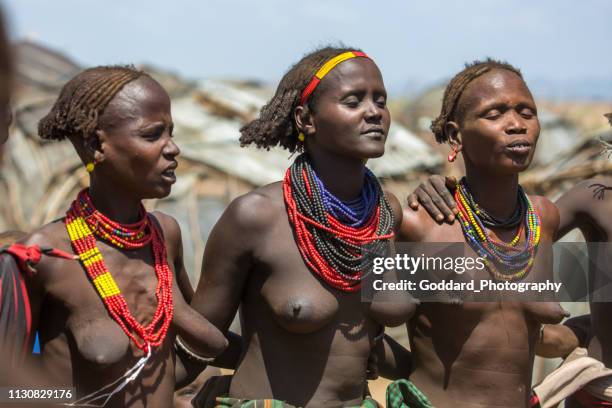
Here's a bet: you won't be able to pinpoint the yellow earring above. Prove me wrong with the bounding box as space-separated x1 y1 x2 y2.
86 162 95 173
298 132 305 142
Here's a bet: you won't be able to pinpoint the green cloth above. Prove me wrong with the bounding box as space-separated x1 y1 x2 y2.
385 379 433 408
213 398 291 408
214 396 379 408
193 375 381 407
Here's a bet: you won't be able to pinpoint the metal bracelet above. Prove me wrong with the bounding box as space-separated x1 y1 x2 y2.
174 335 215 364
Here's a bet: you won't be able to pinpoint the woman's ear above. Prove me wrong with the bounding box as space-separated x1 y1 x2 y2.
90 129 105 164
294 105 316 137
445 121 463 153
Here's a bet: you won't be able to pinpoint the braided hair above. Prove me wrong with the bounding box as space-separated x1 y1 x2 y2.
431 59 523 144
240 46 361 153
38 65 147 141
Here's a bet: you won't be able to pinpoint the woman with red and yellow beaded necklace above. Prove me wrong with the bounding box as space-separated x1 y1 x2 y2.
17 66 227 407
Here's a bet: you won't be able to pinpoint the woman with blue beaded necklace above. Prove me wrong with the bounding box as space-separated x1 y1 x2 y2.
189 46 416 407
399 59 566 408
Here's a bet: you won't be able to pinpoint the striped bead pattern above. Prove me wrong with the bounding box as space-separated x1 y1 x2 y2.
65 188 173 352
454 178 541 281
283 154 394 292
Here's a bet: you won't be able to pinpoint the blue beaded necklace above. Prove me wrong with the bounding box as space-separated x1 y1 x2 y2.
312 168 379 227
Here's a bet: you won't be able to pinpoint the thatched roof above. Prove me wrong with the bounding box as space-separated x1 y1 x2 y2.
0 41 443 280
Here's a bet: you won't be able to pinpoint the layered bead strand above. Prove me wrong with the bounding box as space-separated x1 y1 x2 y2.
65 189 173 352
454 178 541 281
283 154 394 292
70 190 151 249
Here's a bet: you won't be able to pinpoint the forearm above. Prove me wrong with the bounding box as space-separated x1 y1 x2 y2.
375 334 412 380
175 330 241 388
207 331 242 369
173 292 228 358
536 323 580 359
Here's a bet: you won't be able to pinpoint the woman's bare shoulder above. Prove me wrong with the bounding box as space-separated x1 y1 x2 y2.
399 204 439 242
20 218 70 250
529 195 559 235
149 211 181 241
16 219 72 280
222 181 285 232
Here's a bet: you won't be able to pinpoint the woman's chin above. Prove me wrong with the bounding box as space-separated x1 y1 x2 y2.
356 144 385 160
491 163 532 177
143 185 172 200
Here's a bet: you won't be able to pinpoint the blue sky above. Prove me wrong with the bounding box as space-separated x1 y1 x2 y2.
3 0 612 97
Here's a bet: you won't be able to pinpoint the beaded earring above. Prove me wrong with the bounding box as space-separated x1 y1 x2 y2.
298 132 305 142
86 162 95 173
447 148 458 163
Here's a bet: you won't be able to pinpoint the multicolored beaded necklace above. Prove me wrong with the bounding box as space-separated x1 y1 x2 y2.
455 177 541 281
461 182 524 229
65 188 173 352
283 154 394 292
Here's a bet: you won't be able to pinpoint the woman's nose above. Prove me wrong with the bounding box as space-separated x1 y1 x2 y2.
164 138 180 157
505 111 527 134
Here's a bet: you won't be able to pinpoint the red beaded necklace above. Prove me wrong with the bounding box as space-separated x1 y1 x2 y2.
283 155 395 292
65 189 173 352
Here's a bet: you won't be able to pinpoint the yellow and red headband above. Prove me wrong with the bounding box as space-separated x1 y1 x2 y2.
299 51 370 106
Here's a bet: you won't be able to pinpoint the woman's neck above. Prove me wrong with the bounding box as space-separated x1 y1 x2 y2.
464 165 519 220
88 176 143 224
307 151 366 201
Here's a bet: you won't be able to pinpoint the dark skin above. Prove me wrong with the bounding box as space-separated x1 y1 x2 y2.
191 58 416 407
555 176 612 367
18 76 227 408
400 70 566 408
409 131 612 370
535 314 590 358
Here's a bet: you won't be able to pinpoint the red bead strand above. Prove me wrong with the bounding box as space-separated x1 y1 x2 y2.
65 189 173 352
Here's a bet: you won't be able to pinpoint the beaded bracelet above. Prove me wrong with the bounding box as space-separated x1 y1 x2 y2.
174 335 215 364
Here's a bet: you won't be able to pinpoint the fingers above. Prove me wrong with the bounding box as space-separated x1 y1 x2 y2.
411 183 442 222
407 176 458 223
421 181 450 223
444 175 458 191
407 193 419 210
430 176 457 222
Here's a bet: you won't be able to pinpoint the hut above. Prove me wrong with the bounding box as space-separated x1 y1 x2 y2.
0 41 444 282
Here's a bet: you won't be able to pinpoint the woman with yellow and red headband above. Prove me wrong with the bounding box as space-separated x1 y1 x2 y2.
189 47 417 407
